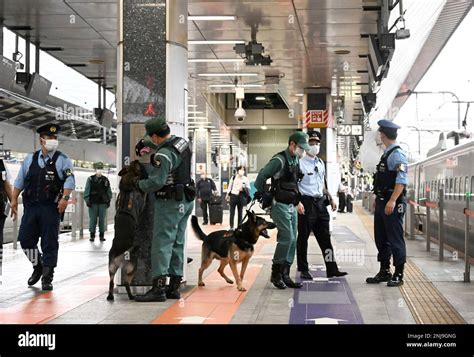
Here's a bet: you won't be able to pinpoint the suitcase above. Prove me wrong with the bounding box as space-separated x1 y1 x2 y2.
209 203 223 225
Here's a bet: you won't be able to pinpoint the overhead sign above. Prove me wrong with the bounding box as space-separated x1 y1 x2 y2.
337 124 363 136
305 110 332 128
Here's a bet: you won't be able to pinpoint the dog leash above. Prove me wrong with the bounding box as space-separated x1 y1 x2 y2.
237 198 257 230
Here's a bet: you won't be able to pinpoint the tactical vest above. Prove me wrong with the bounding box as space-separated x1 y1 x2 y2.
156 136 195 201
89 175 110 204
373 146 406 200
271 151 302 205
23 151 65 205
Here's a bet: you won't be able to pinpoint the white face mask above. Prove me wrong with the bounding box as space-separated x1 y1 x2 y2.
295 146 305 159
200 175 206 180
42 139 58 152
308 144 320 157
96 170 103 176
238 169 245 176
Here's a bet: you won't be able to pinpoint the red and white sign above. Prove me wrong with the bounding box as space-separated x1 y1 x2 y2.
305 110 332 128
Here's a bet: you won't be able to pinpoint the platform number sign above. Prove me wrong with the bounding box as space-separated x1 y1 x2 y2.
337 124 363 136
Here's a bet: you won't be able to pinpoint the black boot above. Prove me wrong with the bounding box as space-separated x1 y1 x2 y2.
387 264 404 287
300 270 313 280
366 261 392 284
327 270 348 278
41 266 54 291
89 232 95 242
99 233 106 242
281 264 303 289
28 262 43 286
166 275 182 299
135 276 167 302
270 264 286 289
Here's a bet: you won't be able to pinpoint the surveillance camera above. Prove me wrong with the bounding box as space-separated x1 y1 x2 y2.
235 107 247 122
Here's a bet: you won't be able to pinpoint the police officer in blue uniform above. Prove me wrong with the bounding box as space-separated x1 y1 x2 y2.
296 130 347 279
366 120 408 287
12 124 75 291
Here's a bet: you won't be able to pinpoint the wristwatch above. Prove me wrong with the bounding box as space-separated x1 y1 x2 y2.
62 195 70 201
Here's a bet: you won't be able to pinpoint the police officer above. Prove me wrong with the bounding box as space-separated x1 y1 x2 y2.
366 120 408 287
11 124 75 291
134 117 194 302
1 156 16 276
254 131 310 289
296 130 347 279
84 162 112 242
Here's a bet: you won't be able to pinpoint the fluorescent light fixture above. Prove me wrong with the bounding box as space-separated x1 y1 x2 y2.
256 96 266 101
188 16 236 21
87 138 102 142
261 126 268 130
189 40 245 45
209 84 263 88
188 111 204 114
294 93 304 97
188 105 198 108
198 73 258 77
189 58 245 63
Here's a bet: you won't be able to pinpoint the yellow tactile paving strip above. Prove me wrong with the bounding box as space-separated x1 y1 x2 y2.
354 204 466 324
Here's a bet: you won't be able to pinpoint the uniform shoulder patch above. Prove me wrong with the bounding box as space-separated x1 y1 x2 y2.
171 137 188 153
151 153 162 168
64 168 74 177
396 164 407 172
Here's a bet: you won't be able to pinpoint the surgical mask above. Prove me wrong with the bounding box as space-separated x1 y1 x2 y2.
96 170 103 176
295 146 305 159
200 175 206 180
238 169 245 176
43 139 58 152
308 144 320 157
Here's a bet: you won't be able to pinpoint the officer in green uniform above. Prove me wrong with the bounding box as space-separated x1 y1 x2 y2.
134 117 195 302
84 162 112 242
254 131 310 289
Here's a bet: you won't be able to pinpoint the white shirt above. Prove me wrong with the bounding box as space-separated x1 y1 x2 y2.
298 155 325 198
228 174 249 196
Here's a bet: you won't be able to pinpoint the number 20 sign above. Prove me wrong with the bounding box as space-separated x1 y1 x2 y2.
337 124 363 136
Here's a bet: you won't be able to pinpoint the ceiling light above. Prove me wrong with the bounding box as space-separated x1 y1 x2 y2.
256 96 266 101
188 16 236 21
189 58 245 63
209 84 263 88
294 93 304 97
189 40 245 45
261 126 268 130
188 111 204 114
87 138 101 142
198 73 258 77
188 105 198 108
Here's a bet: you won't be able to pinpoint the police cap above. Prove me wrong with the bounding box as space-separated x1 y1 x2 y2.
289 131 311 151
145 117 167 136
307 129 321 142
377 119 400 137
37 124 60 136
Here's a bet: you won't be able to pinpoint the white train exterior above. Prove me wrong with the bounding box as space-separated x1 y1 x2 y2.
407 140 474 256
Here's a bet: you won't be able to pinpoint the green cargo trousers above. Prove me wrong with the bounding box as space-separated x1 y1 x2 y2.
270 201 298 265
88 203 108 234
152 198 194 277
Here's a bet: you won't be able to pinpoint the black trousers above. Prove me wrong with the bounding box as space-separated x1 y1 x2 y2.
200 200 210 223
0 214 5 272
338 193 346 212
229 193 243 228
297 196 338 273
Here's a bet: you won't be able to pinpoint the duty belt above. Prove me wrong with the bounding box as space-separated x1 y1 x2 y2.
302 195 324 202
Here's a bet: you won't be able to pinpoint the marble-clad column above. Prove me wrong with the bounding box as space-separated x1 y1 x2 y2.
116 0 188 287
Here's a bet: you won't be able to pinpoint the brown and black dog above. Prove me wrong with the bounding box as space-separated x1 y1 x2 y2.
107 160 147 301
191 212 276 291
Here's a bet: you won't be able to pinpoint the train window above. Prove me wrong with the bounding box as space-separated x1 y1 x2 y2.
471 176 474 201
449 178 453 200
461 177 465 200
445 179 449 198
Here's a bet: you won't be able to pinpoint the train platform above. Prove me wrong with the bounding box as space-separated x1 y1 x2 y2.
1 201 472 325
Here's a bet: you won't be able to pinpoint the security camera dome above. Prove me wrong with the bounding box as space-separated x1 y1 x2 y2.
235 107 247 122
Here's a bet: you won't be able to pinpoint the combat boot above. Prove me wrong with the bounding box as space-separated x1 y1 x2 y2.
281 264 303 288
99 232 106 242
166 275 182 299
89 232 95 242
387 264 404 287
366 261 392 284
300 270 313 280
28 262 43 286
135 276 167 302
270 264 286 289
41 266 54 291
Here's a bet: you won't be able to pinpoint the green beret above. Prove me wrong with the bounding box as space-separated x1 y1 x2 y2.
93 162 104 170
289 131 311 151
145 117 167 136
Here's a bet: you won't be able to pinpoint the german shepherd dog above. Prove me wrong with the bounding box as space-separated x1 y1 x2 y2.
191 211 276 291
107 160 147 301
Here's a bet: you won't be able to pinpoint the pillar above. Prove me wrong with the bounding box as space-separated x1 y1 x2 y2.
117 0 188 287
